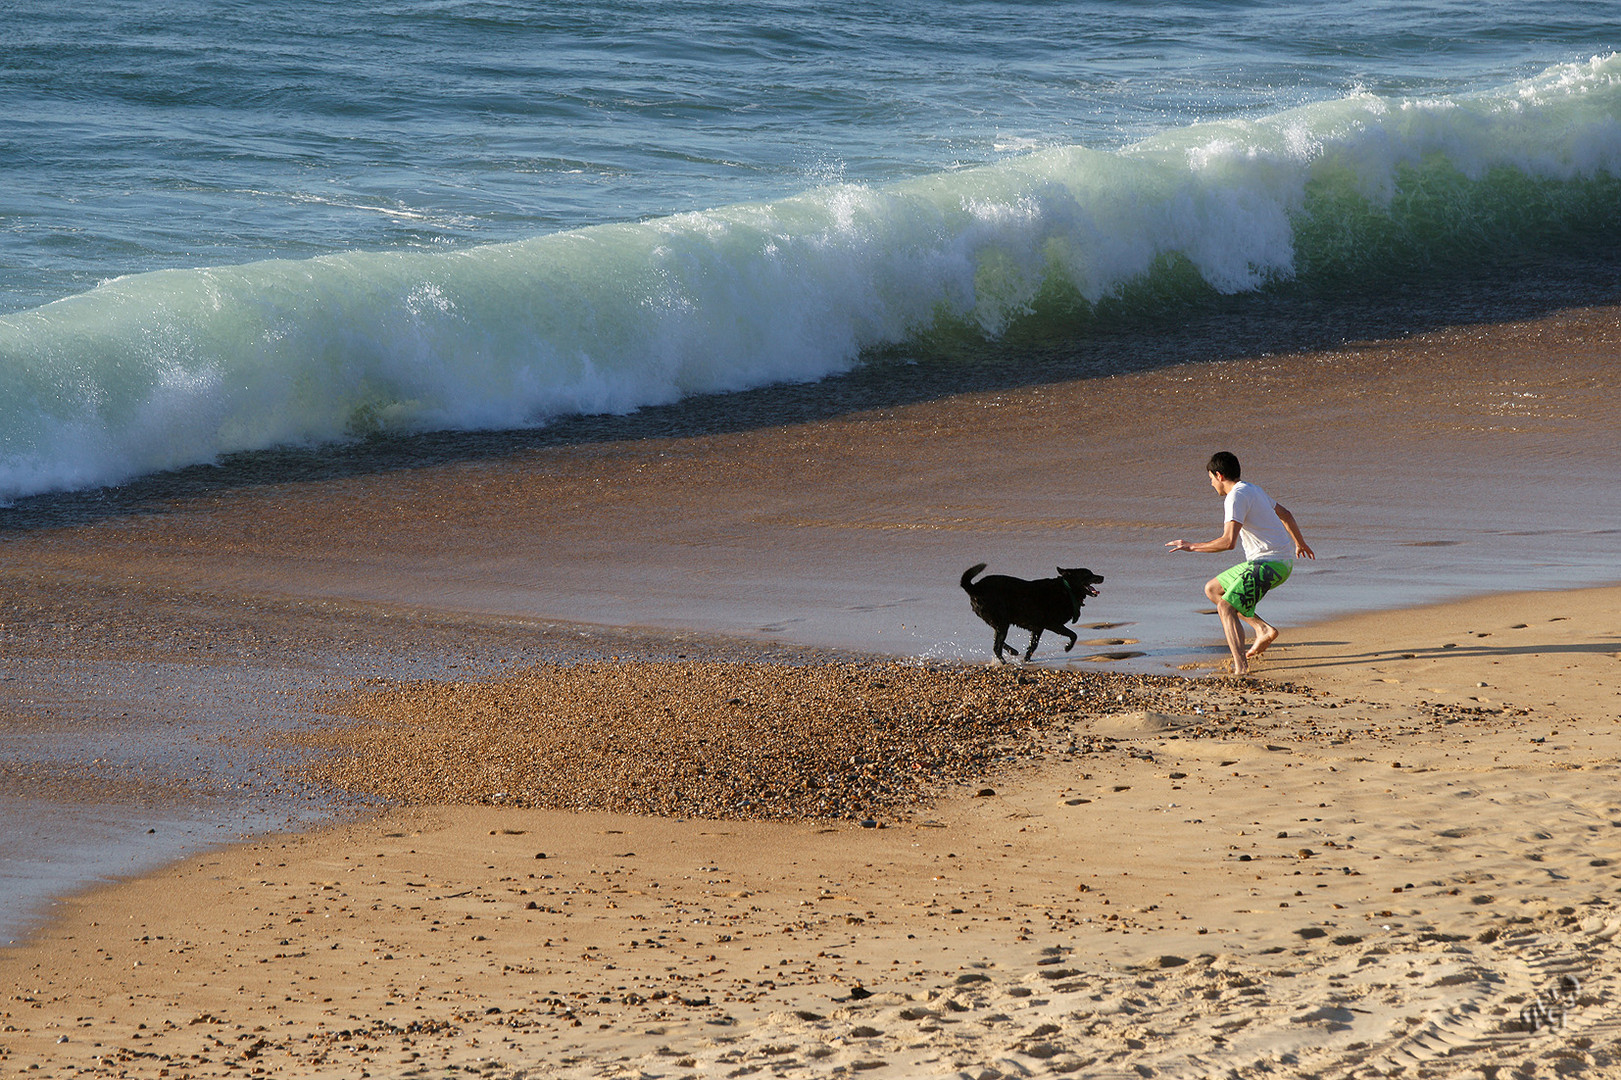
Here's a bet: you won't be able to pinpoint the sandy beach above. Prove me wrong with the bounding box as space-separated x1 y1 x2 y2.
2 586 1619 1078
3 297 1621 1077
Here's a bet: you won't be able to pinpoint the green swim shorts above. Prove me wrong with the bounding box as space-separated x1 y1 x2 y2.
1216 560 1292 619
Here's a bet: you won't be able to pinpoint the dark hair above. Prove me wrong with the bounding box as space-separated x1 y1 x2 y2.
1206 451 1240 481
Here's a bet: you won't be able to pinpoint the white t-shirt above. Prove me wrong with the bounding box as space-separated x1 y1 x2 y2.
1224 480 1294 564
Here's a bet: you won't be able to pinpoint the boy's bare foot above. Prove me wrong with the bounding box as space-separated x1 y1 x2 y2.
1245 623 1279 659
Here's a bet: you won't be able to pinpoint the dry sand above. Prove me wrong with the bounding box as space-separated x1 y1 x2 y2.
3 586 1619 1079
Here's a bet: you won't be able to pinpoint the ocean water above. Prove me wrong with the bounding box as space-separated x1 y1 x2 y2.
3 1 1621 501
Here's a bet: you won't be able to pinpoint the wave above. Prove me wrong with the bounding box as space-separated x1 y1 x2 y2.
5 55 1621 502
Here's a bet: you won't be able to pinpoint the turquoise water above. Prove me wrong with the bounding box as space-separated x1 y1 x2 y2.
3 1 1621 500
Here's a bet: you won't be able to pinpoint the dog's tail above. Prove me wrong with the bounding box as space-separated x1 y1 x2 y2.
960 562 987 591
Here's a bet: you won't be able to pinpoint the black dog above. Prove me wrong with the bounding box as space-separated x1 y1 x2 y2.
961 562 1104 663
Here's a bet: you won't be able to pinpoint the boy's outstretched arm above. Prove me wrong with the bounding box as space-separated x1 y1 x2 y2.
1274 503 1315 560
1166 519 1242 554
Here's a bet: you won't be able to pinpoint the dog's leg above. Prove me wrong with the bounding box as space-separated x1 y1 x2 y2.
1023 629 1043 662
1058 626 1078 652
993 624 1011 663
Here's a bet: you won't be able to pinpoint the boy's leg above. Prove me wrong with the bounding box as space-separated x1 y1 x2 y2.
1205 575 1250 675
1243 614 1279 658
1215 562 1290 665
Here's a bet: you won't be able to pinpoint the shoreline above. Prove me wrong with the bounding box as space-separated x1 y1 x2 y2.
5 299 1621 667
3 291 1621 1075
0 578 874 947
2 583 1619 1077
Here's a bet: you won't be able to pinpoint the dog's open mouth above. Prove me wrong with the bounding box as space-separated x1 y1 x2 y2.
1085 584 1100 597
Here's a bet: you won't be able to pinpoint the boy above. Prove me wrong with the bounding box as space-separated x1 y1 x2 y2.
1166 451 1314 676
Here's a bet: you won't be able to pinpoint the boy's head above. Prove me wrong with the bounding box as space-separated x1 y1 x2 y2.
1206 451 1241 482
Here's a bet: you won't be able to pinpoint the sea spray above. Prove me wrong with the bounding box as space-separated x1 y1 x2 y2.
4 55 1621 502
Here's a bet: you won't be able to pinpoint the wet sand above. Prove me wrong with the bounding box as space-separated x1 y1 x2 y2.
2 296 1621 1075
4 303 1621 669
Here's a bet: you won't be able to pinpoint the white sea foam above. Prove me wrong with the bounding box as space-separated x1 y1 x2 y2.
3 55 1619 502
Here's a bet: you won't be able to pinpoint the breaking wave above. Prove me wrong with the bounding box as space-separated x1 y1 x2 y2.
4 55 1621 501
